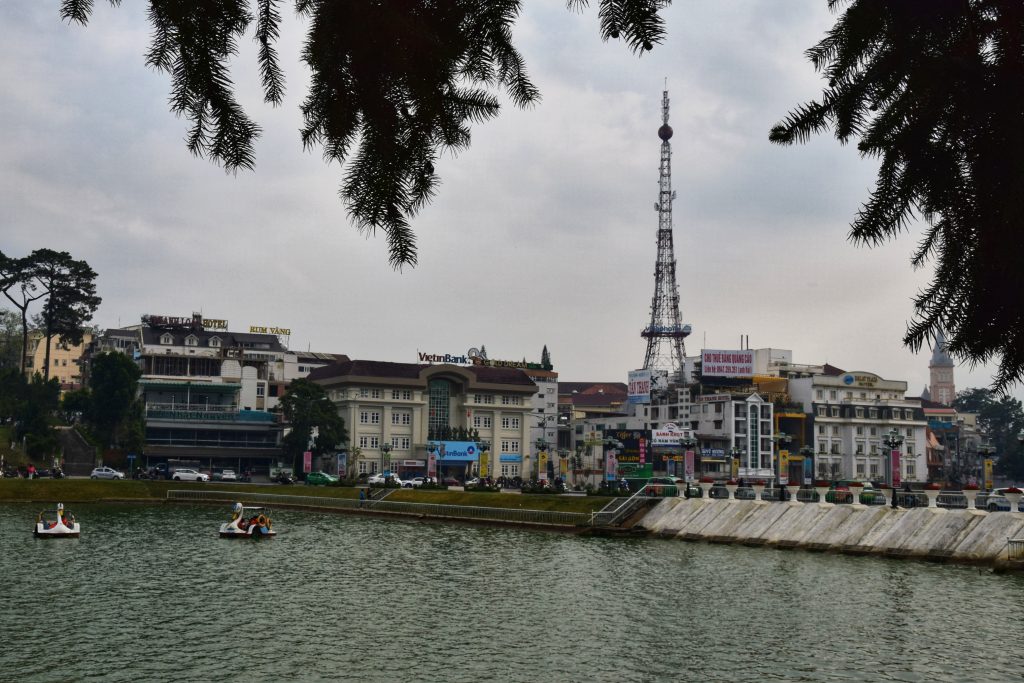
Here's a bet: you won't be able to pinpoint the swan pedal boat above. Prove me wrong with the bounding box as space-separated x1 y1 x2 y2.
34 503 80 538
220 503 276 538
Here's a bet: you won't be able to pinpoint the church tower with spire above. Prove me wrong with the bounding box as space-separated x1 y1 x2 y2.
928 332 956 406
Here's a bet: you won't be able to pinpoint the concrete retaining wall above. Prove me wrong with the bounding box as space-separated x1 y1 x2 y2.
638 498 1024 569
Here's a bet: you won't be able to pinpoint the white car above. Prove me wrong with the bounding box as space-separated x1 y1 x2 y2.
406 476 435 488
220 469 238 482
172 468 209 482
90 466 125 480
367 473 404 486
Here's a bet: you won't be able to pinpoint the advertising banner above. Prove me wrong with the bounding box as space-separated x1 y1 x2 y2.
302 451 312 473
701 349 754 378
731 457 740 479
891 449 901 488
803 457 813 485
336 452 348 478
779 449 789 486
428 451 437 479
684 450 695 480
605 451 617 481
639 438 647 465
628 369 652 404
538 449 549 481
480 450 489 478
605 430 649 464
560 457 568 477
984 458 994 490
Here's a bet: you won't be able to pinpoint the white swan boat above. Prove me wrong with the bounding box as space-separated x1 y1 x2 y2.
34 503 80 538
219 502 276 538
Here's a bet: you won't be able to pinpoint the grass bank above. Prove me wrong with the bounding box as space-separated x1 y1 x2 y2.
0 480 614 513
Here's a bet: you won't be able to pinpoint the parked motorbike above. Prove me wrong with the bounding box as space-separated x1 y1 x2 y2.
272 473 295 485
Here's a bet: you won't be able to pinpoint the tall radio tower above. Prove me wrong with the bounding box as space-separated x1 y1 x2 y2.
641 88 691 383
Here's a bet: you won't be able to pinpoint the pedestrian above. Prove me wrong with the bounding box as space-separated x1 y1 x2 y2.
358 488 366 508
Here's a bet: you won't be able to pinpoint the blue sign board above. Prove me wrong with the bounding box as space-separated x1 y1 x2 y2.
499 454 522 463
438 441 479 462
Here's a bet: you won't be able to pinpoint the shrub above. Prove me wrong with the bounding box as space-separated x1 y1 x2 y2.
963 483 980 491
924 482 942 490
699 476 714 484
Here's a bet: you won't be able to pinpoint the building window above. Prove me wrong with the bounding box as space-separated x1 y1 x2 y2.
906 444 914 456
391 436 411 450
816 389 823 399
428 379 451 434
830 442 841 455
856 426 864 435
831 426 839 435
856 462 865 477
855 408 864 418
818 441 827 453
185 336 198 347
501 416 521 430
906 428 913 437
869 427 877 436
391 411 412 426
870 463 880 477
856 443 864 454
904 409 913 420
817 406 826 417
359 411 381 425
500 439 520 453
473 415 492 429
474 394 495 405
391 389 412 400
500 464 520 477
358 435 380 449
160 333 173 345
817 425 825 434
501 395 521 406
829 390 837 400
907 463 916 477
256 385 265 397
831 407 840 417
209 337 221 348
869 408 878 419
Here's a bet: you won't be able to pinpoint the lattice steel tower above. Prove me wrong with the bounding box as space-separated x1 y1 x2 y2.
641 89 691 382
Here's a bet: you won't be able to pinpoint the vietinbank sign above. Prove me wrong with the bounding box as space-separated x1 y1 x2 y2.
418 351 470 364
437 441 478 462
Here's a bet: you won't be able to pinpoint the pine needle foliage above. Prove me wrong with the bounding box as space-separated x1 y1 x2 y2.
59 0 669 269
770 0 1024 391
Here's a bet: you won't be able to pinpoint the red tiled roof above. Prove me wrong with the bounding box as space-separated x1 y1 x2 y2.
821 363 845 376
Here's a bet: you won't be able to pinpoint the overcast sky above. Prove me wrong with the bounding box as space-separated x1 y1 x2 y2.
1 1 1017 401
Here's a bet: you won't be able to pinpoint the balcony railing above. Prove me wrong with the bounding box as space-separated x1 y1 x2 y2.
146 403 276 423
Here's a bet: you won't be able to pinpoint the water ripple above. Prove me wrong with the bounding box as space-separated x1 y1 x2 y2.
2 503 1022 682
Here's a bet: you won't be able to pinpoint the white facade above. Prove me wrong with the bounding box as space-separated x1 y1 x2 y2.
790 371 928 483
694 393 775 480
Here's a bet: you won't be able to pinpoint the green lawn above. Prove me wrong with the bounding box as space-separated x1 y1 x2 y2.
0 479 613 513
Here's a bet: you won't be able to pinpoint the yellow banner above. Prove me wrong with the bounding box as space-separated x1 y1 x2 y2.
731 458 739 479
480 450 489 478
538 449 548 478
780 450 790 484
984 459 994 490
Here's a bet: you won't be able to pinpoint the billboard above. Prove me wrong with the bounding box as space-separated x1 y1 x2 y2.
628 369 652 404
701 349 754 378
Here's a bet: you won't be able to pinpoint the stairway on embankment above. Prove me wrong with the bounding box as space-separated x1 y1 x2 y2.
636 497 1024 570
57 427 96 476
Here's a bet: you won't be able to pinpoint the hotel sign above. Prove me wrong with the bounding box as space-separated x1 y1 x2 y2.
144 314 227 330
250 325 291 335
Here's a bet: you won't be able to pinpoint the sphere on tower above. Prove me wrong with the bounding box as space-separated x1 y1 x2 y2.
658 124 673 141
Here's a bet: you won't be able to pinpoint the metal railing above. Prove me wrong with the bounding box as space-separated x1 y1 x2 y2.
166 489 590 527
591 486 658 527
1008 538 1024 561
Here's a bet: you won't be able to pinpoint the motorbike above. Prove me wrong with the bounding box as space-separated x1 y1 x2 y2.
272 473 295 485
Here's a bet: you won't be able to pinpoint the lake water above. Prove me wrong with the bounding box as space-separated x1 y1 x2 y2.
1 503 1022 682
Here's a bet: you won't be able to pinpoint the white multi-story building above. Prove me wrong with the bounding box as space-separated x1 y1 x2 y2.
790 370 927 483
693 393 775 481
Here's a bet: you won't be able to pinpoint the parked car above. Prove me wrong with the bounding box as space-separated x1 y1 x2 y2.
442 476 461 487
306 471 339 486
986 488 1024 512
220 469 238 482
405 476 435 487
90 466 125 480
367 473 404 486
172 468 209 482
646 476 679 496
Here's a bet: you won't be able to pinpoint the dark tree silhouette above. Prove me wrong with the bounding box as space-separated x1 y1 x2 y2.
59 0 669 268
29 250 101 382
770 0 1024 390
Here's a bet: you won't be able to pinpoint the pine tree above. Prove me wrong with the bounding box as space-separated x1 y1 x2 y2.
771 0 1024 390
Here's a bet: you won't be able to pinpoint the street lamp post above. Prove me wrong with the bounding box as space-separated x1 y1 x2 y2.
381 442 392 480
773 432 792 495
882 428 904 509
534 438 548 482
729 446 743 482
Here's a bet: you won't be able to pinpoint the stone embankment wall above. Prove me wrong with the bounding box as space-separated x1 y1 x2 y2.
638 498 1024 569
